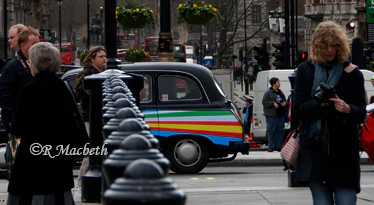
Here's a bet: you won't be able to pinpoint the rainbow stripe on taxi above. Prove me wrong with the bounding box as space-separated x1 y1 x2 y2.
143 110 244 146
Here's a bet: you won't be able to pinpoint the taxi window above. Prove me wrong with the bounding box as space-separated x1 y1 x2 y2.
158 75 201 101
140 75 151 103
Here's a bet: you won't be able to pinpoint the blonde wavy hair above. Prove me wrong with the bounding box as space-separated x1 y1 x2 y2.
309 21 351 64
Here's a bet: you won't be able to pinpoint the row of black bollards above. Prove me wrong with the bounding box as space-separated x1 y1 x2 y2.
100 74 186 204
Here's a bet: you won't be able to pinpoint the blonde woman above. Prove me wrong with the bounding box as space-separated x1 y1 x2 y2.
293 21 366 204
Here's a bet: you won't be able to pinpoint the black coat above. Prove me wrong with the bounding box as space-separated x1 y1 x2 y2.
0 50 32 132
8 72 75 195
293 60 366 192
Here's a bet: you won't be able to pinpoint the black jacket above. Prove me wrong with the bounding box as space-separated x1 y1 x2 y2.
8 72 75 195
293 60 366 192
0 50 32 132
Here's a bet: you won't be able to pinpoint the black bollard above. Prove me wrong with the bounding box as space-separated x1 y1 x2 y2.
102 93 128 107
102 159 186 205
102 107 137 139
104 118 159 154
81 69 142 203
102 134 169 186
102 98 134 125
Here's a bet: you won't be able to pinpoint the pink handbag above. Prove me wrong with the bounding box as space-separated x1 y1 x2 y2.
281 130 300 167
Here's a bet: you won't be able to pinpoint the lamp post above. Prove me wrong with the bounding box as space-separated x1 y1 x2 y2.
223 0 228 56
100 7 104 45
87 0 90 49
4 0 8 60
56 0 63 51
244 0 248 94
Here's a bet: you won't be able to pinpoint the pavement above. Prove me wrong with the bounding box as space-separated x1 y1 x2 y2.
2 82 372 205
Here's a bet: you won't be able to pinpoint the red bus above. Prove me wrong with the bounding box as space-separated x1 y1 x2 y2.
144 36 159 62
117 33 136 49
54 42 76 65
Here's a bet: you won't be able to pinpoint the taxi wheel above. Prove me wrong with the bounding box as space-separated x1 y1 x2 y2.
166 138 209 174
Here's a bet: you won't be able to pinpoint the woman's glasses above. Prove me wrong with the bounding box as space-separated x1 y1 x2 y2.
92 46 104 53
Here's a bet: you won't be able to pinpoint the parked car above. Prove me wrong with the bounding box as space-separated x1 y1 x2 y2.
61 62 249 174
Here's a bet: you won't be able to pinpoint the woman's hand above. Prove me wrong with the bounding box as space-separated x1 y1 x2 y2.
329 94 350 113
274 102 279 109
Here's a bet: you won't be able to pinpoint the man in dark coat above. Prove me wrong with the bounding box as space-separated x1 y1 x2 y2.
262 77 287 152
0 26 39 132
0 26 39 179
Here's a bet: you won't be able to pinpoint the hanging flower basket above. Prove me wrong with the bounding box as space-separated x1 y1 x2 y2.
125 48 149 62
177 1 218 25
182 11 213 25
116 4 155 28
118 15 148 28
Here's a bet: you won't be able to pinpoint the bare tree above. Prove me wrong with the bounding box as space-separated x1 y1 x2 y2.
175 0 269 69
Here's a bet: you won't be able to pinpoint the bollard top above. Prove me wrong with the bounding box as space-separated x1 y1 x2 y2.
116 107 137 119
119 134 151 150
113 98 133 108
111 86 128 94
109 75 120 80
125 159 165 179
112 93 128 101
110 81 127 90
118 118 143 132
102 101 115 113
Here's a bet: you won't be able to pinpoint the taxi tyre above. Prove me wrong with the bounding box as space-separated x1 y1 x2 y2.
166 138 210 174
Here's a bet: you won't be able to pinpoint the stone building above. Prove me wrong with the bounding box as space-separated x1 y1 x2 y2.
304 0 364 49
0 0 189 60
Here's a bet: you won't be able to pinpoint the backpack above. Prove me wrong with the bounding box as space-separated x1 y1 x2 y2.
361 111 374 162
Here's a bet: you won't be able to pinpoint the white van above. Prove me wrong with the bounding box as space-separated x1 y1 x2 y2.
253 69 374 145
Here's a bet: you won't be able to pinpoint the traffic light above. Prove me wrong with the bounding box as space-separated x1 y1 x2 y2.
298 50 308 64
346 21 355 30
239 49 243 61
253 44 269 71
272 41 287 69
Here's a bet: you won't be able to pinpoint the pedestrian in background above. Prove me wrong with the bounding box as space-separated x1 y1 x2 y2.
74 46 107 186
293 21 366 204
7 24 27 54
262 77 286 152
243 98 253 134
370 76 374 87
0 26 39 179
7 42 76 204
370 95 374 104
235 65 242 84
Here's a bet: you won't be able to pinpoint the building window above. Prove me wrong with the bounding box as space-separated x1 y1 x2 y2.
252 4 261 24
75 28 81 39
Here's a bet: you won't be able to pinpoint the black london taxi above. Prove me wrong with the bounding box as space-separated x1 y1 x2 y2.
61 62 249 174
